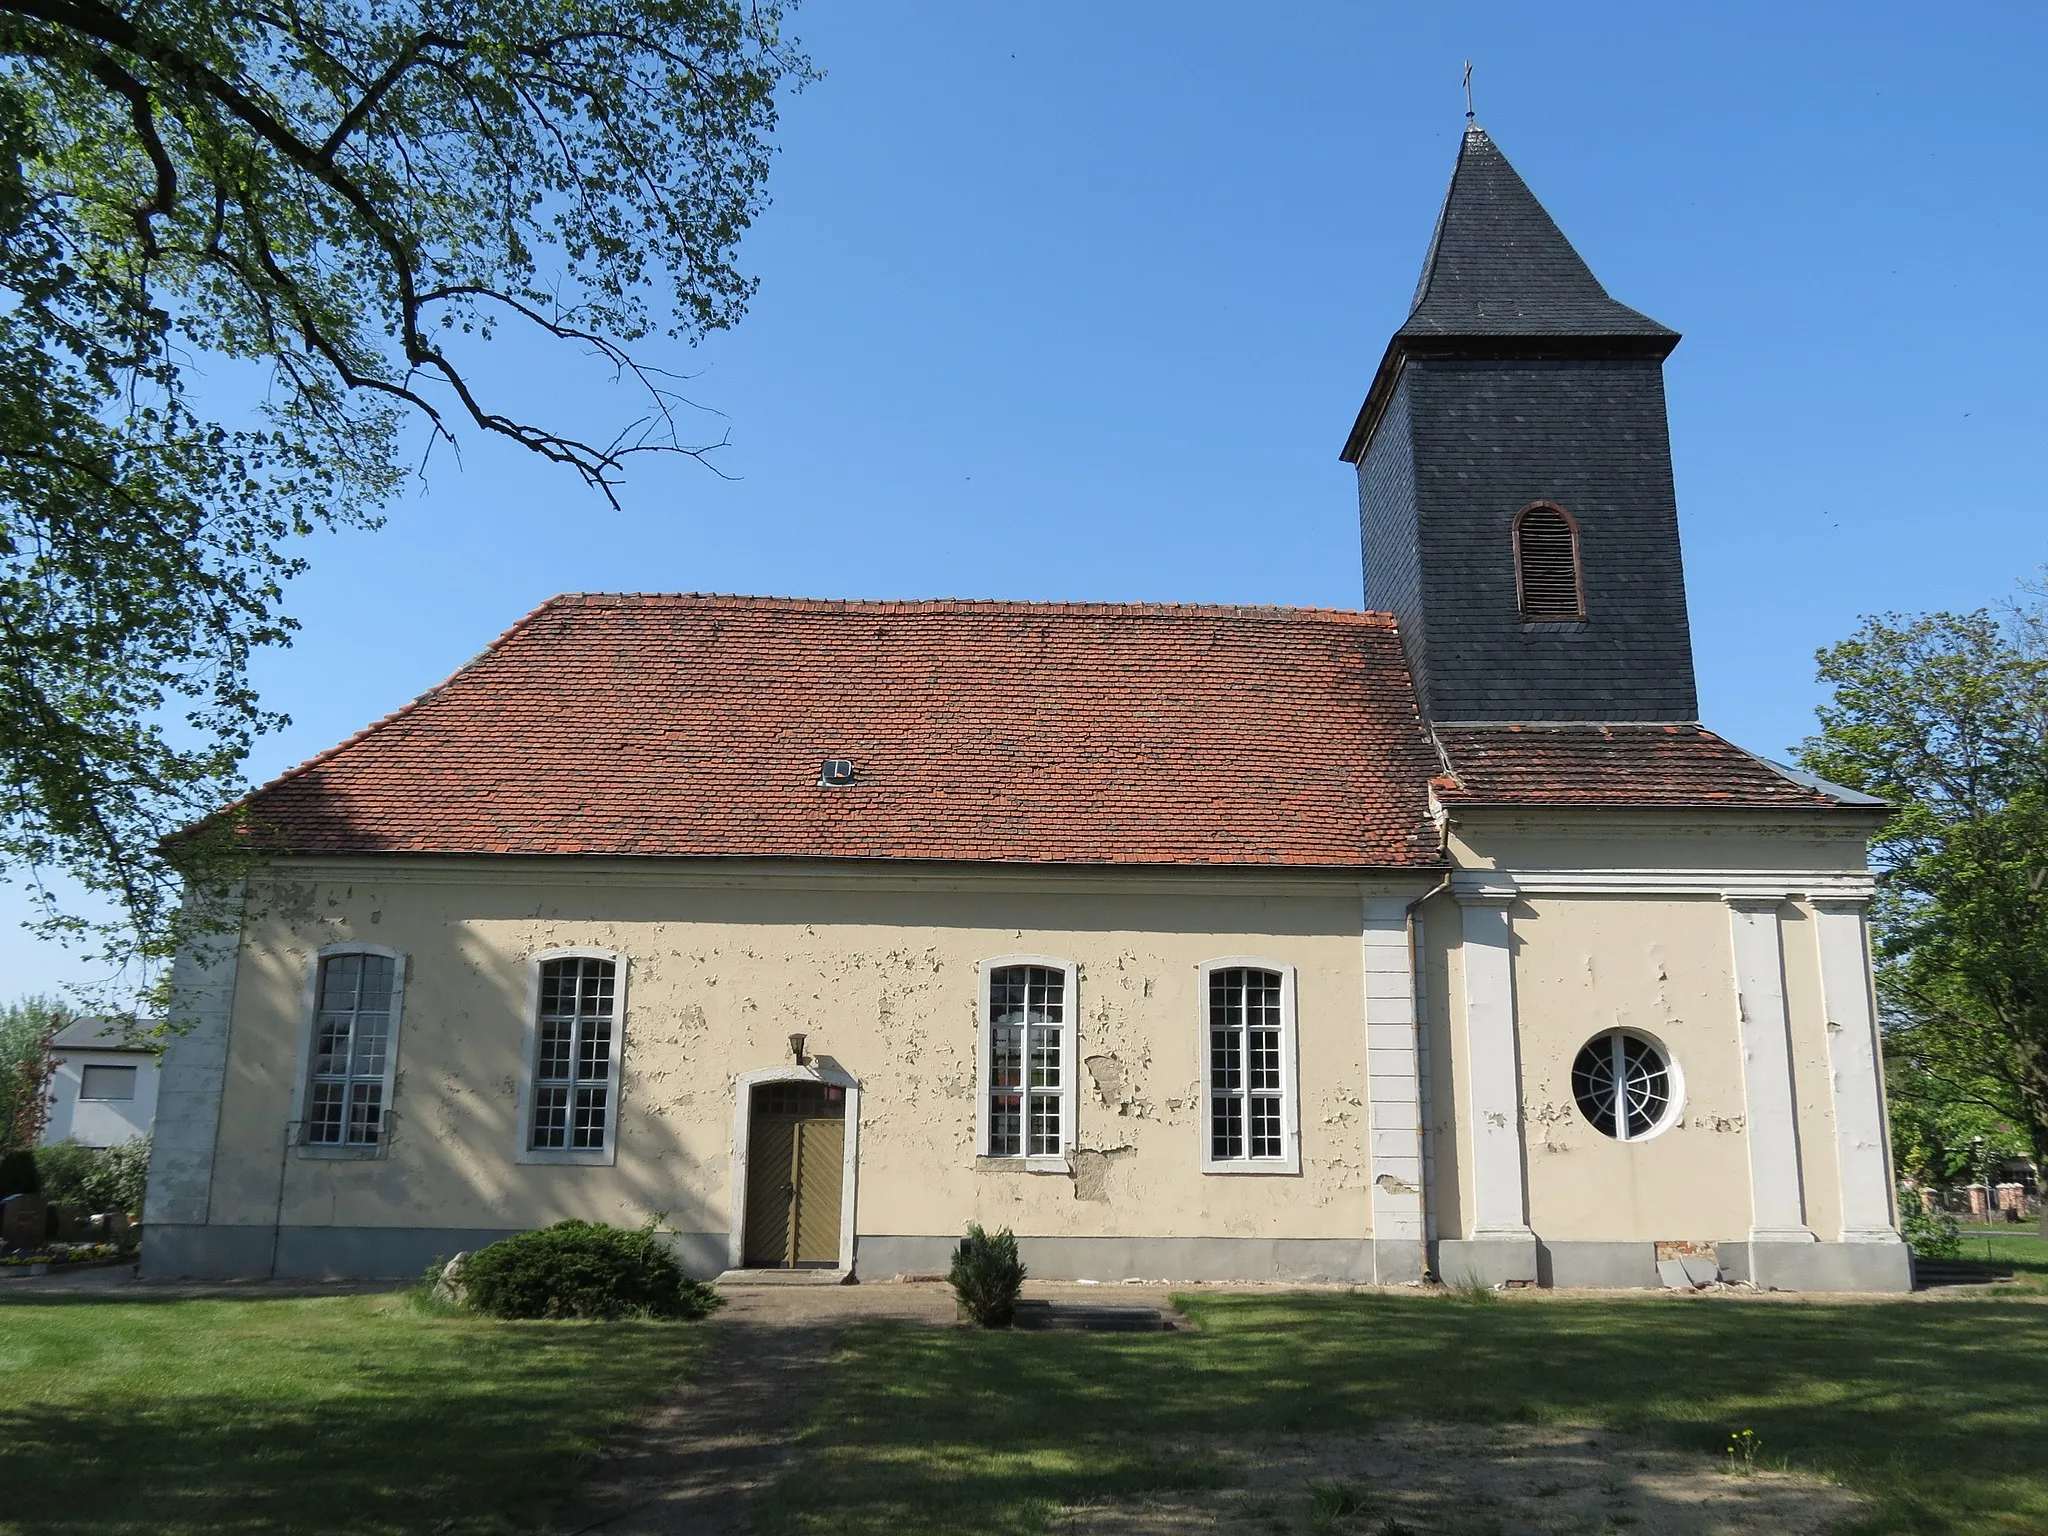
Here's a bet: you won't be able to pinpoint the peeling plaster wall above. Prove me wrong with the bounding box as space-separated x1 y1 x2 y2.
1512 894 1753 1240
205 865 1397 1246
1435 811 1879 1250
195 812 1879 1263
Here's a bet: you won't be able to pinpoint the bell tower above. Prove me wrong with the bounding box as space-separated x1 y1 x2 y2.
1343 126 1698 723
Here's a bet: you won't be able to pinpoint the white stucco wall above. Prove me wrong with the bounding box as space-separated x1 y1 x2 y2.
44 1050 159 1147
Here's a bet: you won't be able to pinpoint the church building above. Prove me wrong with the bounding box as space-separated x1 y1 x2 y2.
143 126 1911 1292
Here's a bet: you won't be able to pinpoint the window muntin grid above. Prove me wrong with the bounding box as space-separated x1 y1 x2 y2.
1208 967 1286 1161
987 964 1065 1158
306 952 396 1147
530 956 618 1151
1571 1030 1672 1141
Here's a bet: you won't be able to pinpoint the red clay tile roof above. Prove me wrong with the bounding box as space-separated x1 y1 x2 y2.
1431 724 1877 809
237 595 1447 867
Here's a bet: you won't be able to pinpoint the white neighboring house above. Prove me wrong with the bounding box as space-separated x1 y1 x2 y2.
43 1019 160 1148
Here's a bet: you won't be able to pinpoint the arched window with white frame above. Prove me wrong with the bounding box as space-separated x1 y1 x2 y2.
976 956 1076 1169
1200 959 1300 1175
294 943 406 1153
516 947 627 1165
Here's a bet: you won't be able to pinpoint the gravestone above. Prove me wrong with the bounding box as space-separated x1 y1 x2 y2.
1 1192 47 1250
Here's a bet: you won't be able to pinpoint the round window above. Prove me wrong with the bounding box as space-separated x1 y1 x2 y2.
1571 1031 1674 1141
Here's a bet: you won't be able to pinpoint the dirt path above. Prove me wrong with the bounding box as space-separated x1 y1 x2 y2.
1059 1424 1864 1535
548 1283 962 1535
550 1314 839 1535
547 1282 1867 1536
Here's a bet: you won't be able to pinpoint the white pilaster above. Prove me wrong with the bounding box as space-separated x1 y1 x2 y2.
1363 896 1424 1281
1811 899 1901 1241
1724 896 1816 1247
1454 893 1532 1240
143 885 246 1228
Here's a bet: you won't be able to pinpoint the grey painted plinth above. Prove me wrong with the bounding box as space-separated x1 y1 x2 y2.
1537 1242 1661 1289
1372 1238 1427 1285
143 1224 729 1280
1722 1239 1913 1293
1433 1236 1540 1287
858 1235 1380 1284
142 1224 276 1280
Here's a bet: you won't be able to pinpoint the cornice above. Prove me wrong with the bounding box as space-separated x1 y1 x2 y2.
251 854 1442 903
1449 868 1877 901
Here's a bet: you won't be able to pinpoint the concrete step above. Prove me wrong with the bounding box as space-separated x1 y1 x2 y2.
1011 1299 1172 1332
1912 1259 2012 1288
712 1267 852 1287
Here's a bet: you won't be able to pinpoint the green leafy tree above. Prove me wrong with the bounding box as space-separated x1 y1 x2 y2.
1886 1055 2031 1189
0 0 809 984
1799 594 2048 1232
0 994 70 1148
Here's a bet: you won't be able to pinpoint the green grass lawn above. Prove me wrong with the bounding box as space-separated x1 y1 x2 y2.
754 1291 2048 1536
0 1291 703 1535
1954 1228 2048 1290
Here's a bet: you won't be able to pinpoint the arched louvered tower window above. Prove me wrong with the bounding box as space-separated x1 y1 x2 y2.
1514 503 1584 621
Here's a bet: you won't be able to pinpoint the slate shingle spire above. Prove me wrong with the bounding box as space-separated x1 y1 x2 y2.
1344 125 1699 725
1400 125 1675 341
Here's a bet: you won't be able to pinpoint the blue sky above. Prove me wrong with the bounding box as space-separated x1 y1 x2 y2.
6 1 2044 997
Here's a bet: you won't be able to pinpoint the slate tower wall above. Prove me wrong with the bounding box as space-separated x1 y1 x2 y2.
1347 127 1700 724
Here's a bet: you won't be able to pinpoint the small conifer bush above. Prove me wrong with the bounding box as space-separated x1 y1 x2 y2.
457 1220 723 1320
949 1222 1026 1327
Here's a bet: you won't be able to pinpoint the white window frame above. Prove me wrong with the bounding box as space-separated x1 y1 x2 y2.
976 955 1077 1173
1570 1027 1684 1143
515 946 628 1166
288 942 408 1160
1199 958 1302 1175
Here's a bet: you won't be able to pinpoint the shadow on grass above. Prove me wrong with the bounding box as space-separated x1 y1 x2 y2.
0 1287 388 1309
754 1293 2048 1536
0 1296 701 1536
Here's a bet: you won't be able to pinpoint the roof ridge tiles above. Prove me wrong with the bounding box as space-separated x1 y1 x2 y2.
547 592 1400 626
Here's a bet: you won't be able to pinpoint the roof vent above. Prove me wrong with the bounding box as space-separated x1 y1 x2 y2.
818 758 855 788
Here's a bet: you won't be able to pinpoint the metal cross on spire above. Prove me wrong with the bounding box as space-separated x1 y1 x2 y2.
1463 60 1476 126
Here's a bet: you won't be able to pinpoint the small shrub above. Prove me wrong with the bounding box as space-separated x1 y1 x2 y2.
458 1220 723 1320
1899 1190 1961 1259
34 1137 150 1214
33 1141 98 1204
0 1147 39 1199
948 1223 1026 1327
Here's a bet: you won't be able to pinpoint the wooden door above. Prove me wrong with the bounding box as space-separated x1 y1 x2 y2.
792 1116 844 1265
742 1080 847 1268
742 1116 797 1267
